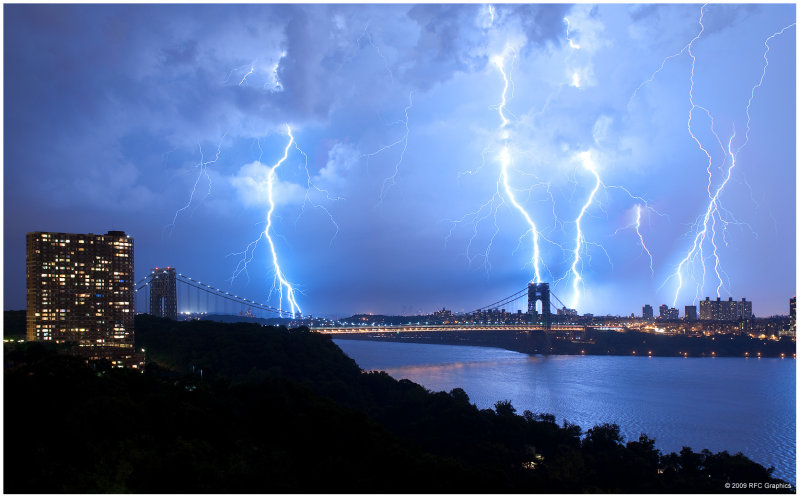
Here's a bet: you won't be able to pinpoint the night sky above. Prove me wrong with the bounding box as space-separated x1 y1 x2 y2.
4 4 796 317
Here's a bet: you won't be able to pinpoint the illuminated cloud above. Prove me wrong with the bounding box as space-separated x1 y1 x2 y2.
3 4 795 317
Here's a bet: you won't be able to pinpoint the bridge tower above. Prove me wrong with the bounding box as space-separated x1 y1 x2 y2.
149 267 177 320
527 282 551 329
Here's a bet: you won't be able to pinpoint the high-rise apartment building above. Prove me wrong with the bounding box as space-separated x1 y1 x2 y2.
26 231 141 367
698 297 752 321
149 267 177 319
642 304 653 320
658 305 679 320
737 298 753 320
699 297 715 320
684 305 697 321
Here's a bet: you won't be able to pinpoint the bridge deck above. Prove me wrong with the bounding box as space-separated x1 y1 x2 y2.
312 324 621 334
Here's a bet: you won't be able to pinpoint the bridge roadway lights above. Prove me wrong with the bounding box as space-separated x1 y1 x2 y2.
311 324 619 334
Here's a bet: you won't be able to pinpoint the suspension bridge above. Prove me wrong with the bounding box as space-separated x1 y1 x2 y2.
133 268 299 320
132 268 620 333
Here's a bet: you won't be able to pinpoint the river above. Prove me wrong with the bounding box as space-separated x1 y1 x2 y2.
334 339 796 485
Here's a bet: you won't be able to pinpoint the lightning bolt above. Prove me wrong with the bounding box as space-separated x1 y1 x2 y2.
292 142 342 246
362 91 413 201
493 50 543 283
569 151 602 308
665 8 794 307
230 127 303 318
166 135 225 236
356 24 395 84
634 205 655 276
671 130 737 306
741 22 796 151
239 65 255 86
263 126 302 318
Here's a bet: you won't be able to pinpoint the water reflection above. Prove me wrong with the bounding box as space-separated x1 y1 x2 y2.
334 339 796 485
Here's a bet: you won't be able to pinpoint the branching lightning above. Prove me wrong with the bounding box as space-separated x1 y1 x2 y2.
493 50 543 283
228 127 304 318
657 5 795 307
741 22 796 151
262 126 302 317
292 142 342 246
166 136 225 236
634 205 655 276
362 91 413 201
569 151 602 307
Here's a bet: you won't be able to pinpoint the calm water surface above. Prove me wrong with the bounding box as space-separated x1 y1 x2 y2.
334 339 796 484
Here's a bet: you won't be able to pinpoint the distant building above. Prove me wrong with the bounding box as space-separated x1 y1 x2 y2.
699 297 752 321
642 304 653 320
658 304 678 320
684 305 697 321
557 307 578 316
720 298 739 321
26 231 141 368
149 267 177 319
433 307 453 319
737 298 753 320
699 297 715 320
791 297 796 332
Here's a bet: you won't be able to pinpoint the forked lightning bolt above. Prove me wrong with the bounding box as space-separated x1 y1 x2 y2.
664 7 794 306
634 205 655 276
263 126 302 317
569 151 602 308
166 136 225 236
493 50 543 283
229 127 303 318
362 91 413 201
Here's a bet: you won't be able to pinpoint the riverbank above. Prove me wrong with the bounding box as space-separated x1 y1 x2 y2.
335 339 796 485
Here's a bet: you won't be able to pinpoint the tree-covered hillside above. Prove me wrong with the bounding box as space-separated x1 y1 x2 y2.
4 315 792 493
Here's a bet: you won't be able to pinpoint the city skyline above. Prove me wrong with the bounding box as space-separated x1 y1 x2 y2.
4 4 796 317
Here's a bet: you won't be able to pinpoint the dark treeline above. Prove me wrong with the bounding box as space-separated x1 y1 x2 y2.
332 328 796 358
4 310 25 339
4 315 793 493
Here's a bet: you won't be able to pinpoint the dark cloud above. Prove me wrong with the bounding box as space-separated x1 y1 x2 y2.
502 4 572 47
4 4 795 317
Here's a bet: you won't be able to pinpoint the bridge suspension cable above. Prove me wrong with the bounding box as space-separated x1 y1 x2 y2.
470 287 528 314
549 292 569 310
471 285 570 315
133 272 300 318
